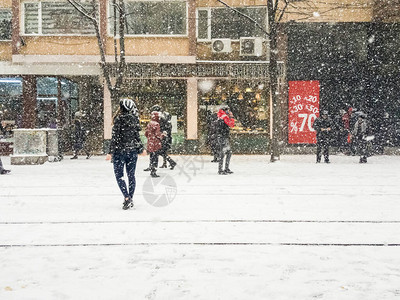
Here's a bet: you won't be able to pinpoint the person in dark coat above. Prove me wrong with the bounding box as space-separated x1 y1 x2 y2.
159 112 176 169
70 111 91 159
352 112 369 163
216 105 235 175
312 110 335 163
207 111 219 162
106 98 143 210
0 158 10 174
145 111 164 178
0 121 11 174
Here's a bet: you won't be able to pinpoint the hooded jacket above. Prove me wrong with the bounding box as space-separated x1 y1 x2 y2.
216 109 235 142
109 111 142 154
145 112 163 152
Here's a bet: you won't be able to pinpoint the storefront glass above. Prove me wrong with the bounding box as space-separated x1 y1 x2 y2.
120 79 186 152
198 79 270 153
0 77 23 137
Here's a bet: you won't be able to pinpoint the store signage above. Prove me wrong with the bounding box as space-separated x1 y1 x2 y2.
124 63 271 79
288 81 320 144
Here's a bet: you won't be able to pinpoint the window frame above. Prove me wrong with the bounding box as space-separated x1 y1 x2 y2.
196 8 211 42
20 0 98 36
107 0 188 38
196 6 268 42
0 8 12 41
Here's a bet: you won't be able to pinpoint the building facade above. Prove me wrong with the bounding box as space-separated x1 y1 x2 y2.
1 0 399 155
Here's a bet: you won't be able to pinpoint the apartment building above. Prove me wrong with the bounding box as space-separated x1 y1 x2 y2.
0 0 399 155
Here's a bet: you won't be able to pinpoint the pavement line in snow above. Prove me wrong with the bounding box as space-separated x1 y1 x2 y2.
0 243 399 248
1 220 400 225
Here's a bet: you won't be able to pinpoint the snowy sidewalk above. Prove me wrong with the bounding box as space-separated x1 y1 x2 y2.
0 154 400 299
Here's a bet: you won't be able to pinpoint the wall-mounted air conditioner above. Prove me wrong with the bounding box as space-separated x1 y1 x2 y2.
211 39 232 53
239 37 263 56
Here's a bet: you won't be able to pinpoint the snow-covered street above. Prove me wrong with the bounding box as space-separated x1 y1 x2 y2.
1 154 400 299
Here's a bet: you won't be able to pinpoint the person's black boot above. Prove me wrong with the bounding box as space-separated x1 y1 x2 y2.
225 168 233 174
143 167 151 171
70 155 78 159
122 197 133 210
170 161 177 170
0 169 11 175
218 169 227 175
150 168 160 178
160 162 167 168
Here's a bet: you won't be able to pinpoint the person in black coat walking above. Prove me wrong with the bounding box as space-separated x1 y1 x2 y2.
207 111 219 162
70 111 91 159
106 98 144 210
216 105 235 175
352 112 369 163
0 121 10 174
159 112 176 169
312 110 335 163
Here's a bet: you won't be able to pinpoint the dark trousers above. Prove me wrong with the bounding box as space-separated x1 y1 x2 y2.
355 138 368 161
218 142 232 171
113 150 138 199
150 151 161 169
316 139 330 162
159 145 175 167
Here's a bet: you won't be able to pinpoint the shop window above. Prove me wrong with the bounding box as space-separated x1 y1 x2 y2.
0 78 23 138
0 9 11 40
22 1 97 35
36 77 79 128
109 1 187 36
119 80 186 151
199 80 269 133
197 7 267 41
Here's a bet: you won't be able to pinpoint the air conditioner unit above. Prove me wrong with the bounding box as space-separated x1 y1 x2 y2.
240 37 263 57
211 39 232 53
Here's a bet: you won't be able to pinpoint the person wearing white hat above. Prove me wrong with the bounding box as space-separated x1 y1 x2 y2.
106 98 143 209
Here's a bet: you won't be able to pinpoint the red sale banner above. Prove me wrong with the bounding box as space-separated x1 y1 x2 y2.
288 81 320 144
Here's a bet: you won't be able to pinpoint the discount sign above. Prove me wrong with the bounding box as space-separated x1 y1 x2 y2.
288 81 320 144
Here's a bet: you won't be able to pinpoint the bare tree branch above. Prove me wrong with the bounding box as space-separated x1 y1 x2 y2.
67 0 96 22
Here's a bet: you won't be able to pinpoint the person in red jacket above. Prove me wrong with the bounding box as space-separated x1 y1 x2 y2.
216 105 235 175
145 111 164 178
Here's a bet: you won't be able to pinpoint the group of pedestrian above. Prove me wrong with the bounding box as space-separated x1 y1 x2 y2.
313 108 371 164
143 105 176 178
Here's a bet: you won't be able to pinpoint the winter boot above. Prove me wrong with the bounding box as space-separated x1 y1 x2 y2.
224 168 233 174
70 153 78 159
150 168 160 178
0 169 11 175
122 197 133 210
143 167 151 171
169 160 177 170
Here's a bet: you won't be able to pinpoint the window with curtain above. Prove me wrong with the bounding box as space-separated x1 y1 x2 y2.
197 7 267 40
109 0 187 36
23 1 97 35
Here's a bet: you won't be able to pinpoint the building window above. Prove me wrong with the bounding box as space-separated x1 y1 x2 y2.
0 9 12 40
197 7 267 41
22 1 97 35
109 0 187 36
